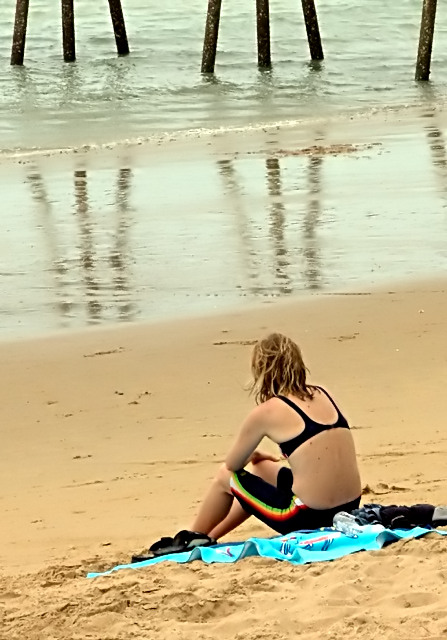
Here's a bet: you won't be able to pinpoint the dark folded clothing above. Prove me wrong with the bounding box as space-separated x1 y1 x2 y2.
351 503 446 529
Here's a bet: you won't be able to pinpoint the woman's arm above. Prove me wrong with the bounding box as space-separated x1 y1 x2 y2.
224 405 267 472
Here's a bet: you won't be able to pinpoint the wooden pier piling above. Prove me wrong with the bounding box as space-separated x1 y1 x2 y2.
301 0 324 61
61 0 76 62
256 0 271 68
10 0 30 66
415 0 437 81
201 0 222 73
108 0 130 56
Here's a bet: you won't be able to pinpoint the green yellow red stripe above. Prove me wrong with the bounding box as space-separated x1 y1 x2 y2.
230 473 306 522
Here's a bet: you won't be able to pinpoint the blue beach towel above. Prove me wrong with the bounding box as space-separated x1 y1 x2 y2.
87 525 446 578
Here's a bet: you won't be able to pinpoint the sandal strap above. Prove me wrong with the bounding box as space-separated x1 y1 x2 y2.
149 536 175 552
173 530 214 549
132 530 216 562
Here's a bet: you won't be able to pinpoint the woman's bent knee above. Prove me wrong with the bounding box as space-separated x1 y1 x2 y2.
214 463 234 491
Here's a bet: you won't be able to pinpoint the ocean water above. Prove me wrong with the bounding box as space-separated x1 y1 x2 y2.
1 1 447 337
0 0 446 151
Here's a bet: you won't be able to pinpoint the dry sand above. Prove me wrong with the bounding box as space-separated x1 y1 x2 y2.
1 277 447 640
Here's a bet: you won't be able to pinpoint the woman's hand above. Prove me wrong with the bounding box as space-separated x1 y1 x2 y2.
250 450 281 465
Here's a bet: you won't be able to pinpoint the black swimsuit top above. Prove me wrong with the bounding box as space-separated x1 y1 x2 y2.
277 386 350 458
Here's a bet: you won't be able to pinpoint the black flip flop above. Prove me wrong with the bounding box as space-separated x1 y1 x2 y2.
131 530 216 563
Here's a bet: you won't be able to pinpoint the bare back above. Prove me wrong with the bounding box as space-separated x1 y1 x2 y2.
263 387 361 509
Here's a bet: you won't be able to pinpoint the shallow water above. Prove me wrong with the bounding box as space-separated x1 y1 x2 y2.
0 0 447 151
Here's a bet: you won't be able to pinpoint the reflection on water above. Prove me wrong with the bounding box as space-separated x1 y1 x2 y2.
60 63 84 108
1 121 447 336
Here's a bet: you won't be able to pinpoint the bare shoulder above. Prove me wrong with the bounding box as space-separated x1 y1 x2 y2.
312 384 335 398
248 397 287 422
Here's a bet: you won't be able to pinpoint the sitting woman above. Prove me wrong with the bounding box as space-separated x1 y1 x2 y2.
143 332 362 558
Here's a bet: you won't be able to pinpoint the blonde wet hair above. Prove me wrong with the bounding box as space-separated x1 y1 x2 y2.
249 333 313 405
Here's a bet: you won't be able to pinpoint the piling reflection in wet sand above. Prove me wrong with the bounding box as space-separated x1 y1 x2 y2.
27 171 72 321
74 169 102 321
110 167 135 321
418 86 447 202
265 157 292 295
426 125 447 196
217 158 263 295
218 149 324 297
303 155 323 290
27 166 136 327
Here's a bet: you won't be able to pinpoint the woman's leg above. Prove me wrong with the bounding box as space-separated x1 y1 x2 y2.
191 460 285 539
190 464 234 536
209 459 284 539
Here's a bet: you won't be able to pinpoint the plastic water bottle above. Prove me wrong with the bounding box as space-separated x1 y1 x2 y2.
333 511 362 538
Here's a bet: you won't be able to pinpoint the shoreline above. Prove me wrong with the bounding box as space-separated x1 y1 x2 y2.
1 98 445 164
0 87 446 162
0 271 444 346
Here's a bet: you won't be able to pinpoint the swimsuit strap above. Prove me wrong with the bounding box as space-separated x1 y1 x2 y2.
312 385 342 416
276 395 309 421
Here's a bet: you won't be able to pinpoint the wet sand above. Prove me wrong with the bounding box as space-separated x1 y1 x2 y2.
1 105 447 337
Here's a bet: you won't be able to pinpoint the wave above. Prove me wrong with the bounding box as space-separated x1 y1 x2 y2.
0 98 445 161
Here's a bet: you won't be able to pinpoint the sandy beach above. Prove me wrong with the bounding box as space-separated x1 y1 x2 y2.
1 270 447 639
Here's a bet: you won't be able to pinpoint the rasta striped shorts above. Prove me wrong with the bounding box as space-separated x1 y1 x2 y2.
230 467 360 535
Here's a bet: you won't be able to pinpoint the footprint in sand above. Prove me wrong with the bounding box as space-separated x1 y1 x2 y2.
329 333 359 342
0 591 22 602
362 482 410 496
393 592 438 608
83 347 125 358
